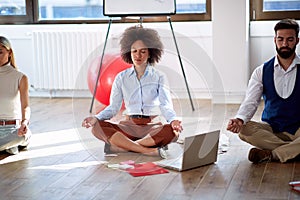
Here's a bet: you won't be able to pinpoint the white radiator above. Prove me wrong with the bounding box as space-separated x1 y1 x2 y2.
32 30 102 90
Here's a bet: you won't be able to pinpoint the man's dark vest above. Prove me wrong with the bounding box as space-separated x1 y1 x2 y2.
262 57 300 135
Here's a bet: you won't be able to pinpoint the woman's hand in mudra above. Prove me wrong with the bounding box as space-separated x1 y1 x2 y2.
82 116 98 128
171 119 183 134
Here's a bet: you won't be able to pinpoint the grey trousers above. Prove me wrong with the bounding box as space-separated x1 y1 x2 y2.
239 121 300 163
0 125 31 152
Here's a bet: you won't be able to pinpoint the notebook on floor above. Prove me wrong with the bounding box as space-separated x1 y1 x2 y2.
156 130 220 172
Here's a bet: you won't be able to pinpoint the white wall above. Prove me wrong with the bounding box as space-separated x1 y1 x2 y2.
212 0 249 103
0 0 299 103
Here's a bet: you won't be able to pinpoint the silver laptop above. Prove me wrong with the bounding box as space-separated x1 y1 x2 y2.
156 130 220 171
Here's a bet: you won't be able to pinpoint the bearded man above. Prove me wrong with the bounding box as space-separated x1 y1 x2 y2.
227 19 300 163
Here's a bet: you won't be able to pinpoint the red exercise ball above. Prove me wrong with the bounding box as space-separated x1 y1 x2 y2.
87 53 131 106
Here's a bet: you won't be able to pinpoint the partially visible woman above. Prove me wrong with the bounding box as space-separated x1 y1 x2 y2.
0 36 31 155
82 26 183 158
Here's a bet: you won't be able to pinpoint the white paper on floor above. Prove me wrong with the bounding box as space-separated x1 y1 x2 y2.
218 133 230 154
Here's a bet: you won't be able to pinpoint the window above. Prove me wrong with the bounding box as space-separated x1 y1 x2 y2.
263 0 300 11
0 0 33 23
251 0 300 21
0 0 26 15
0 0 210 24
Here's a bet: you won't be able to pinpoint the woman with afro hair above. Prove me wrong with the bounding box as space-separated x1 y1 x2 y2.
82 26 182 158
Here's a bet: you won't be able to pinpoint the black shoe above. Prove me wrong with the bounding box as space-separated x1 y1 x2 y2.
248 148 272 163
104 143 112 154
19 144 30 151
162 145 168 150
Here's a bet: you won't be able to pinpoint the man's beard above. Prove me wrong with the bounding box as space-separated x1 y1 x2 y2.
276 45 296 59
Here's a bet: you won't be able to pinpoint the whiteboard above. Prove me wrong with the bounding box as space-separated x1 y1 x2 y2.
103 0 176 16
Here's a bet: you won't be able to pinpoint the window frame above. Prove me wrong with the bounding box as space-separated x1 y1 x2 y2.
0 0 211 24
251 0 300 21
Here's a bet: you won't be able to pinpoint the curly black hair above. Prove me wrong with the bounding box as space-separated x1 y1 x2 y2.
119 25 164 65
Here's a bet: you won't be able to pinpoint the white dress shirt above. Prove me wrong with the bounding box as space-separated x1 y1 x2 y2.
95 64 177 123
236 55 300 123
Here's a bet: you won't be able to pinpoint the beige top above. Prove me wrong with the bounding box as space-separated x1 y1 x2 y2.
0 64 24 120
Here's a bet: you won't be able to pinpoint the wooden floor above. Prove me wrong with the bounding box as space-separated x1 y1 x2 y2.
1 97 300 200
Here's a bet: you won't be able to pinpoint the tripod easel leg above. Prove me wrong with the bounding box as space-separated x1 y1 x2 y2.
89 18 113 113
168 16 195 111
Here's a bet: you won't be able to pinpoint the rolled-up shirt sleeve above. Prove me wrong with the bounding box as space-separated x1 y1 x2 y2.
235 65 264 124
158 72 177 123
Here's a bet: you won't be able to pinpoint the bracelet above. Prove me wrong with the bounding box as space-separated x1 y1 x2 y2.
21 119 29 125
